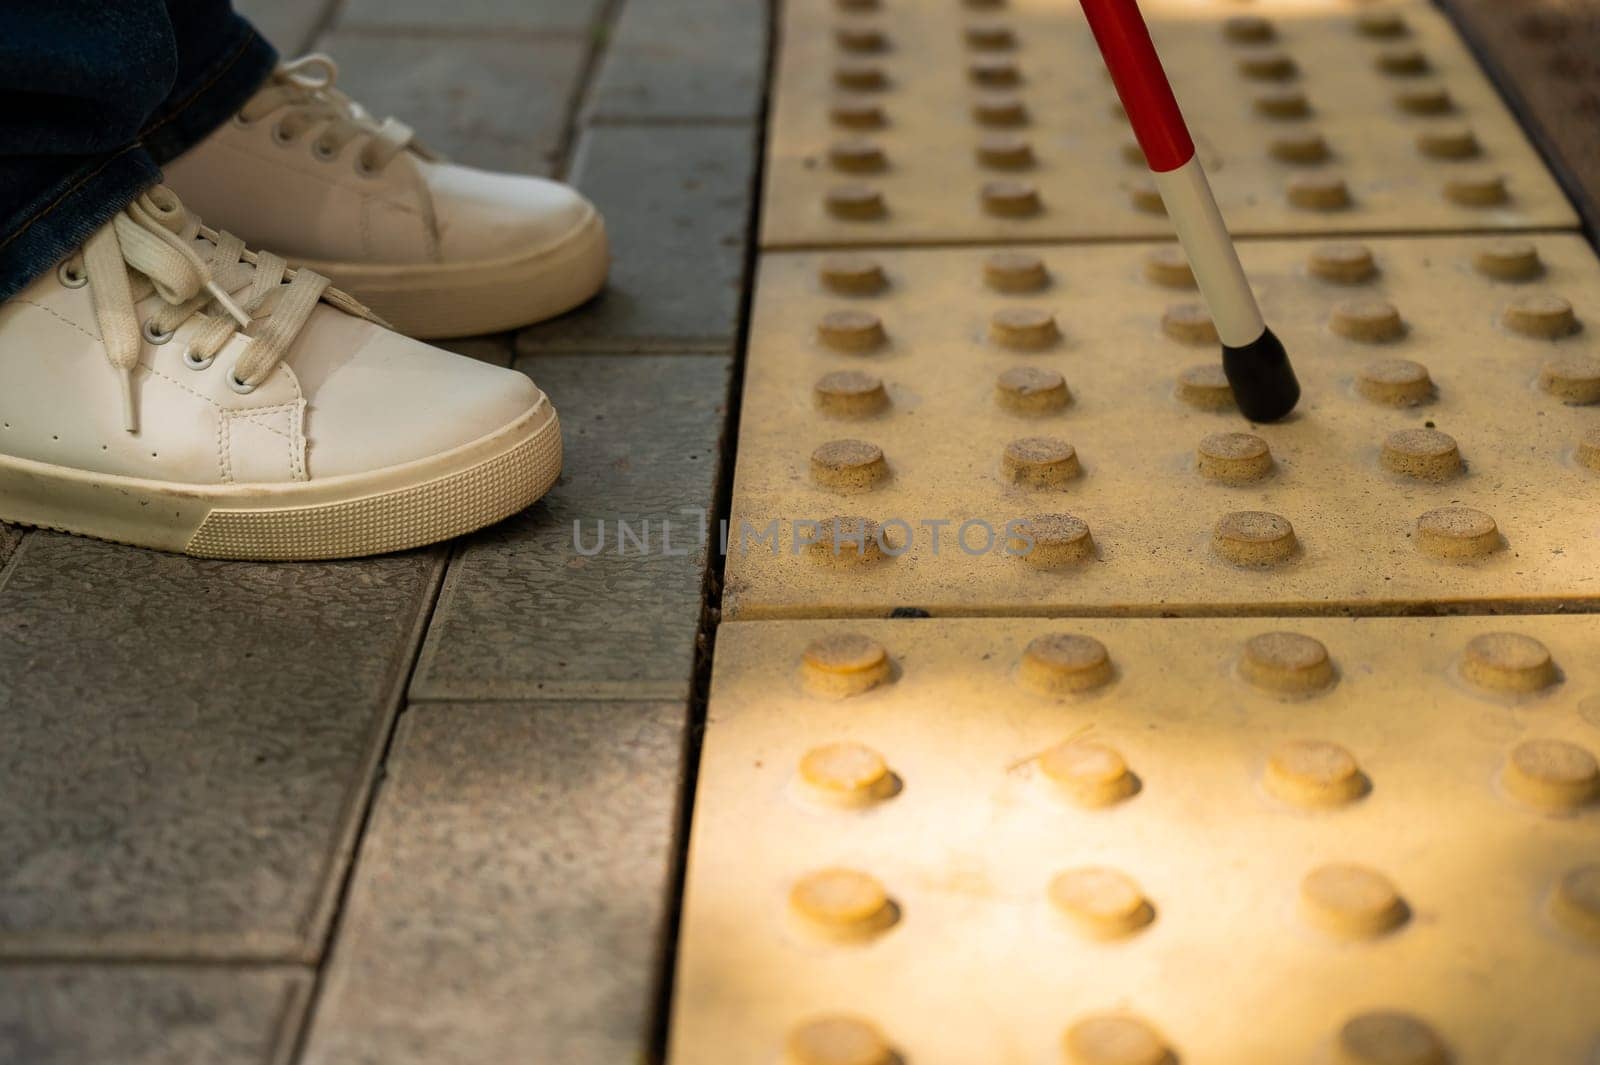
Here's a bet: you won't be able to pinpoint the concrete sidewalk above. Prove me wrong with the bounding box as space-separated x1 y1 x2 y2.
0 1 766 1062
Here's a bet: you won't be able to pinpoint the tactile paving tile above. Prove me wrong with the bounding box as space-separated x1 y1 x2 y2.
1438 0 1600 231
762 0 1577 246
669 615 1600 1065
721 233 1600 619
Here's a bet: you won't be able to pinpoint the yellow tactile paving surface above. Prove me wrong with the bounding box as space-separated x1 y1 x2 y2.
721 234 1600 619
762 0 1577 246
669 615 1600 1065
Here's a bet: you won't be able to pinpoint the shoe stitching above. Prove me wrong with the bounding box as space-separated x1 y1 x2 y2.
12 297 102 342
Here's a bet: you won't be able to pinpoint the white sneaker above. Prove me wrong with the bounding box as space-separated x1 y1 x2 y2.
162 54 609 339
0 186 561 560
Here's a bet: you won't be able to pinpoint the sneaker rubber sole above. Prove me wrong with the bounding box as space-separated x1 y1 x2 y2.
298 209 610 339
0 397 561 560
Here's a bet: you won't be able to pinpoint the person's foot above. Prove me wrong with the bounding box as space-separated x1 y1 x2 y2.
162 54 608 339
0 185 561 559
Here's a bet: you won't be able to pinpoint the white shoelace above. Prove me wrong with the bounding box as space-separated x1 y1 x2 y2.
239 54 429 174
61 185 371 432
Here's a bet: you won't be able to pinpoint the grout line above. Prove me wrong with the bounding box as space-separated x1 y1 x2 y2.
553 0 632 181
645 3 777 1062
301 0 351 51
282 545 453 1064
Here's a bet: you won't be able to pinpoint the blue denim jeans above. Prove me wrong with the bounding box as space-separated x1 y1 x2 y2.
0 2 277 303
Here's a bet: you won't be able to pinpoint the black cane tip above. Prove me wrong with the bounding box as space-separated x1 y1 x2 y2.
1222 327 1300 422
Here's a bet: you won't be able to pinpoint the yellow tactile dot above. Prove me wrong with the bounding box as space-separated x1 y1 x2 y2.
990 307 1060 349
1330 298 1404 341
1013 514 1095 567
1241 631 1332 693
1128 179 1165 214
814 370 889 417
1214 512 1299 567
1269 131 1330 164
981 179 1041 217
1287 175 1351 210
975 133 1034 169
1038 739 1135 806
1539 357 1600 404
997 366 1071 413
1308 242 1377 283
828 139 886 174
1119 140 1145 166
1473 239 1543 281
834 0 878 8
1108 98 1127 121
1460 632 1557 693
1198 432 1273 484
1394 84 1454 115
1302 863 1408 938
972 92 1027 127
1049 867 1154 939
811 439 889 492
833 24 887 53
1416 507 1500 559
833 62 887 91
964 21 1016 49
1222 14 1275 42
819 255 887 295
1415 126 1480 160
829 98 886 129
1161 303 1218 345
969 57 1021 87
1357 359 1433 406
800 633 892 696
1337 1012 1448 1065
1143 246 1195 288
1355 11 1409 37
1253 88 1310 119
984 251 1049 292
1176 364 1235 410
818 309 887 352
1502 294 1579 338
785 1015 895 1065
1578 426 1600 471
1062 1013 1174 1065
1003 437 1081 487
1019 633 1113 694
797 742 894 808
1375 47 1429 75
1550 864 1600 942
1443 173 1508 206
1381 428 1461 481
789 868 897 941
825 184 886 220
1265 740 1367 807
1504 739 1599 811
1237 51 1297 80
808 516 887 566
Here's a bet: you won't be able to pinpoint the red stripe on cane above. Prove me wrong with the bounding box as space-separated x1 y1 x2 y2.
1079 0 1196 172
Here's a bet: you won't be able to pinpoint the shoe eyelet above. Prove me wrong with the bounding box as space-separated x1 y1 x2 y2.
182 347 215 371
232 112 256 128
353 155 378 178
228 368 258 395
56 262 88 288
312 140 340 162
142 320 175 345
271 122 295 146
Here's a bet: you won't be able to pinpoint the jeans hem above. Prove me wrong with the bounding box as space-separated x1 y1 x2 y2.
143 27 278 165
0 147 161 304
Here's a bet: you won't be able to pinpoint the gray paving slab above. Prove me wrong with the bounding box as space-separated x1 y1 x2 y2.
515 124 757 353
0 964 310 1065
588 0 770 122
411 354 729 702
335 0 608 35
0 523 22 572
0 535 438 961
236 0 335 54
312 30 590 176
302 700 690 1065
